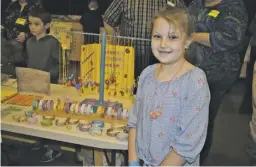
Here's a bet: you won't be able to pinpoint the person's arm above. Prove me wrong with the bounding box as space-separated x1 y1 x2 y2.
127 66 154 165
127 85 141 164
160 71 210 166
103 0 123 35
128 128 139 163
49 40 61 82
192 5 248 52
249 14 256 37
191 33 211 47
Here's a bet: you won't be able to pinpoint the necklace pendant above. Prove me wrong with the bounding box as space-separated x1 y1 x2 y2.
151 113 157 119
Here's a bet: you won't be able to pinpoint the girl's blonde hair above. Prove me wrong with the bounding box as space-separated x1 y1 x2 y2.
153 6 194 37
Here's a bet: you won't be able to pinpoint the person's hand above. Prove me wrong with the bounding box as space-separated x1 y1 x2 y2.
15 32 26 43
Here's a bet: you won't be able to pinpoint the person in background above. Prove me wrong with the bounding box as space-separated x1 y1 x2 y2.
1 0 42 77
69 0 103 44
186 0 248 164
103 0 186 80
26 8 60 84
246 14 256 166
26 8 62 163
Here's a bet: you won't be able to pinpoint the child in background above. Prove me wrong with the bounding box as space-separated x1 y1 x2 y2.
127 5 210 166
26 8 62 163
26 8 60 84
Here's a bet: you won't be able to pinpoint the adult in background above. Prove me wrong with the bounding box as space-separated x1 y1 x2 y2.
103 0 186 79
69 0 103 44
186 0 248 164
1 0 42 77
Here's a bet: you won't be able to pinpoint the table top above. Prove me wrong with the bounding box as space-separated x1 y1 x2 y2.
1 104 128 150
1 79 130 150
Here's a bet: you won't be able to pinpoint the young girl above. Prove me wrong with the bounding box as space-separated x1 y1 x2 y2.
127 6 210 166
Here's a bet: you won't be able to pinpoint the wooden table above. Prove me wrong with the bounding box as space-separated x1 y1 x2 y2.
1 79 133 165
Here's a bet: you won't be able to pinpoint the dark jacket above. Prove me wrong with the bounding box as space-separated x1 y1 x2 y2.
26 35 61 83
2 0 41 40
249 15 256 46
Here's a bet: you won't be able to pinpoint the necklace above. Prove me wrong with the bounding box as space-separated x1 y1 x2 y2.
149 60 185 119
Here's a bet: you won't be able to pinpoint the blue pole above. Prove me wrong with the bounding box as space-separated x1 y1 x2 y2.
99 32 107 105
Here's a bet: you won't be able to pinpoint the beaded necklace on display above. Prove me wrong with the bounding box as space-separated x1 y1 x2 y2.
149 61 185 119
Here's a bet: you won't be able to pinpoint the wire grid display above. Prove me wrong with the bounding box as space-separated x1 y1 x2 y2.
49 21 73 83
80 33 135 97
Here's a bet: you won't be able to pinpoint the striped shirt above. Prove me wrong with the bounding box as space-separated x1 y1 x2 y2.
128 64 210 166
103 0 186 78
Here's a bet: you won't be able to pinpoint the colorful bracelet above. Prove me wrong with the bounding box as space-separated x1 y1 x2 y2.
27 117 38 125
106 126 126 137
74 104 81 115
80 104 86 115
117 108 122 120
91 120 104 128
32 100 39 110
58 102 65 112
55 118 68 127
66 118 79 125
77 120 91 132
53 100 59 111
39 100 44 111
122 109 129 119
106 107 113 117
42 100 48 111
47 100 54 111
86 104 93 115
89 127 104 136
70 103 76 114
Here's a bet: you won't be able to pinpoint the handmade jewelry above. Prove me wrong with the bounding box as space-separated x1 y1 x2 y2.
106 126 126 137
77 120 91 132
55 118 68 127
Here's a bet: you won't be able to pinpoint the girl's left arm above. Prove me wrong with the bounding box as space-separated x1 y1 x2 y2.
160 71 211 166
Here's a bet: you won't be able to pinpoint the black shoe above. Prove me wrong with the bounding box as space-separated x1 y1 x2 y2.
31 142 41 151
40 149 62 163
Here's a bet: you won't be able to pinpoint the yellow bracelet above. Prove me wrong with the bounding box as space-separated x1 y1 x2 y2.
71 103 77 114
58 103 65 112
53 100 59 111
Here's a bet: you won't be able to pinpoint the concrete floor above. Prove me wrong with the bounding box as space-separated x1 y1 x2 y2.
1 80 252 166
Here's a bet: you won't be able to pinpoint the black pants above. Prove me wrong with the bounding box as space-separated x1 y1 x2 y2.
240 46 256 113
200 74 238 164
